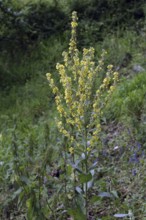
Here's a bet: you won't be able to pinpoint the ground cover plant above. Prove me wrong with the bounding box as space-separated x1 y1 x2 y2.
0 1 146 220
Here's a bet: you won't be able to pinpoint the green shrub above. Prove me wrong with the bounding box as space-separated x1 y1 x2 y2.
0 0 67 51
105 72 146 125
0 34 67 89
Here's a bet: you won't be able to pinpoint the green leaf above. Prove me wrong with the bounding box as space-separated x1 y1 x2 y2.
20 175 30 184
70 162 82 173
87 180 93 189
90 169 95 176
111 190 119 198
90 195 101 204
81 153 86 159
12 187 22 200
114 213 129 218
66 164 72 176
75 186 82 194
68 207 86 220
79 173 92 184
89 161 98 170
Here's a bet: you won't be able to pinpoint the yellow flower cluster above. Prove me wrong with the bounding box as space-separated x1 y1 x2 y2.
57 120 74 143
46 11 119 153
69 147 74 154
69 11 78 55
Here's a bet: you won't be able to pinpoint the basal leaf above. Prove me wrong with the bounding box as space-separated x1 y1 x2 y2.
98 192 113 198
68 207 86 220
75 186 82 194
79 173 92 184
114 213 129 218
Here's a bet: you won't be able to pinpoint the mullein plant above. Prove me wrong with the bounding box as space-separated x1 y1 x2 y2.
46 11 118 219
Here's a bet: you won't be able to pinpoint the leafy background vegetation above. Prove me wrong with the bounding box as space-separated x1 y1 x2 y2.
0 0 146 219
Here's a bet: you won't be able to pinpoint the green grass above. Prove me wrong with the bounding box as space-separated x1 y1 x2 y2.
0 34 67 89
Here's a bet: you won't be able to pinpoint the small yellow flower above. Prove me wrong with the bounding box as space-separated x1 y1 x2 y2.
46 73 51 80
113 71 119 81
71 21 78 28
98 60 104 66
53 87 58 94
103 77 110 87
67 193 73 199
70 136 75 143
69 147 74 154
109 85 115 92
57 105 64 115
107 64 113 70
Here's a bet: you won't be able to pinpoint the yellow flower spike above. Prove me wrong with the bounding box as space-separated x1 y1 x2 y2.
72 11 78 20
57 105 64 115
52 87 58 94
71 21 78 28
113 71 119 81
70 136 75 143
56 63 60 70
62 51 69 67
69 147 74 155
107 64 113 70
103 77 110 86
90 136 99 147
98 60 104 66
69 12 78 55
75 117 80 125
47 11 119 165
109 85 115 92
61 129 70 138
57 120 62 126
46 72 51 80
93 103 97 109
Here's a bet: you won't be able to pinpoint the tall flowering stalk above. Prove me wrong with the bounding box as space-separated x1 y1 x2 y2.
46 11 118 219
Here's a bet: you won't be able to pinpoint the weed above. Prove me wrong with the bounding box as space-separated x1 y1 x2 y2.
47 11 118 219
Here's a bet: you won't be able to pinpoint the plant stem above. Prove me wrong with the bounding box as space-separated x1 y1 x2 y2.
64 137 67 199
84 128 88 219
